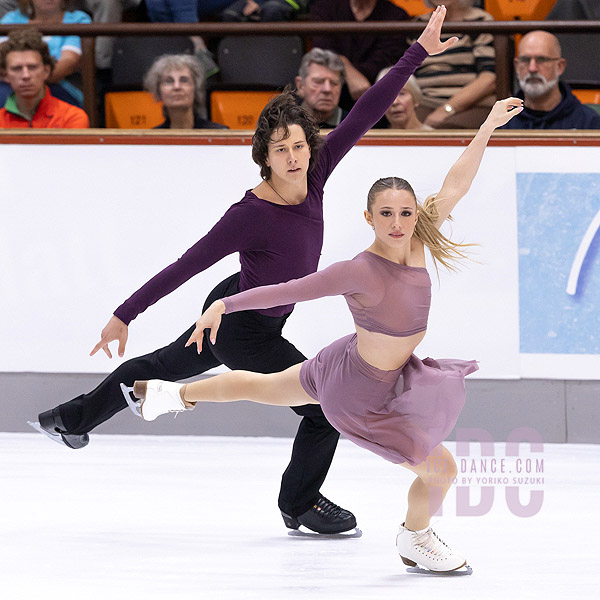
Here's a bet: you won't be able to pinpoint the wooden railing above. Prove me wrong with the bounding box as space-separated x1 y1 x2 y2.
1 20 600 127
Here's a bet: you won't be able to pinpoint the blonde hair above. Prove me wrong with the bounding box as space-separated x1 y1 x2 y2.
367 177 474 272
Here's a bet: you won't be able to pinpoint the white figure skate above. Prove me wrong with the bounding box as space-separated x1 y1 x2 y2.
129 380 187 422
396 523 468 573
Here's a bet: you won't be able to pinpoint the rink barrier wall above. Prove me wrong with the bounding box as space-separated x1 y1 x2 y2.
3 372 600 443
2 131 599 442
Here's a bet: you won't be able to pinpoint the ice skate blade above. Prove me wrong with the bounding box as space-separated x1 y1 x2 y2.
405 564 473 576
27 420 64 446
287 527 362 539
120 383 143 418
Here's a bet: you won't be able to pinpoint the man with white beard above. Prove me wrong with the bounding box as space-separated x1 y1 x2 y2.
501 30 600 130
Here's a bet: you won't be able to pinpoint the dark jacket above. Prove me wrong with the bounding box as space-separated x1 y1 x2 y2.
501 82 600 130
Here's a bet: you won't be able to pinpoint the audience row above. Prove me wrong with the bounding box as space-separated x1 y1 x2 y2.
0 0 599 130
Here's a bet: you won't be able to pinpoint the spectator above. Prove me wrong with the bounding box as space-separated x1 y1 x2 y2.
375 70 432 130
144 1 219 79
294 47 348 129
310 0 409 103
411 0 496 129
0 2 142 70
220 0 308 22
0 28 88 127
145 0 198 22
501 30 600 130
0 0 91 107
144 53 228 129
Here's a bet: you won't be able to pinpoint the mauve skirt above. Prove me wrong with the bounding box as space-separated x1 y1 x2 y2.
299 334 478 466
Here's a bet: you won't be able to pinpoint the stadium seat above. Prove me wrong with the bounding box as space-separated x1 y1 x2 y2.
571 89 600 105
484 0 556 20
111 36 195 89
104 91 164 129
216 36 303 88
546 0 600 88
210 90 279 130
389 1 430 17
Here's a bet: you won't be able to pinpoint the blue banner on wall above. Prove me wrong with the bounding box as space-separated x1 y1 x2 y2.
518 173 600 354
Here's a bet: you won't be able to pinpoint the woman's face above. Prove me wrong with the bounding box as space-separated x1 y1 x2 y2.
385 88 417 129
365 188 418 252
265 123 311 184
159 67 195 111
31 0 63 15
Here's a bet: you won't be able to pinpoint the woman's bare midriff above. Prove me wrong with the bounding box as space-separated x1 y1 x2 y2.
355 325 427 371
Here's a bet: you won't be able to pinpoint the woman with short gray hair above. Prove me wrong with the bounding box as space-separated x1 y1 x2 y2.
144 53 228 129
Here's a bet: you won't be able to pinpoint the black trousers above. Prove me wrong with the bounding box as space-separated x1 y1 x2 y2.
58 273 341 517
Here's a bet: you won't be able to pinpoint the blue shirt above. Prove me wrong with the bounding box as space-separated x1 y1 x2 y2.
0 10 91 105
0 10 91 59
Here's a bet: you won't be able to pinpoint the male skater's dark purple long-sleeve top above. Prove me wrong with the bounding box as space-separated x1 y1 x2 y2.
114 42 428 325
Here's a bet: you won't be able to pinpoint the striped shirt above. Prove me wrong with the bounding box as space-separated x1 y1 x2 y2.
409 8 495 103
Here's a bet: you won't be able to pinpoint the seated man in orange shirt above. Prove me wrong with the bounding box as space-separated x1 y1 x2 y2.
0 28 89 129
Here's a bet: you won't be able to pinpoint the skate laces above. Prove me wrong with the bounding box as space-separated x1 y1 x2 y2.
154 382 185 416
313 496 344 519
412 528 453 560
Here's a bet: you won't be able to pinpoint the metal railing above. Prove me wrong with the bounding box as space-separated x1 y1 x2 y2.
1 20 599 127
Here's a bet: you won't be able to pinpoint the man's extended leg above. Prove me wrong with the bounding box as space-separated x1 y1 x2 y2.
31 272 251 447
35 323 221 447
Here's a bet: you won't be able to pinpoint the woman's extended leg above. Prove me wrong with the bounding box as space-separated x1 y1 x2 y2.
182 363 314 407
133 363 317 421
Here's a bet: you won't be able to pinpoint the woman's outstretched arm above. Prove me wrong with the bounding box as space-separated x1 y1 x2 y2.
430 97 524 227
186 259 373 352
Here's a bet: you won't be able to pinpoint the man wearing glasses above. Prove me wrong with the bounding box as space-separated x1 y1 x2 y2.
501 30 600 130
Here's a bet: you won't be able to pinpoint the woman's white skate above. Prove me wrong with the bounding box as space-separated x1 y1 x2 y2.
396 524 472 575
120 380 187 421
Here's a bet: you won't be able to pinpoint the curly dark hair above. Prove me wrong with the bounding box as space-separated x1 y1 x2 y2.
252 89 322 180
0 28 55 75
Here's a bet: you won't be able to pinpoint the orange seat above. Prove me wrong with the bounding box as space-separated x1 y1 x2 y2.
484 0 556 20
210 90 279 130
572 89 600 104
389 1 430 17
104 91 164 129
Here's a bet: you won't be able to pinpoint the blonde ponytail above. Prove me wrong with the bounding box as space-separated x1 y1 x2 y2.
367 178 475 273
414 194 475 272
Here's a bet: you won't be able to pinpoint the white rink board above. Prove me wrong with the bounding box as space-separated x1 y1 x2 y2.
1 141 598 378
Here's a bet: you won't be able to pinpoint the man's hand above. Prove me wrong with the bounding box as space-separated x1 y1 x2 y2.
90 315 128 358
417 5 459 56
243 0 260 17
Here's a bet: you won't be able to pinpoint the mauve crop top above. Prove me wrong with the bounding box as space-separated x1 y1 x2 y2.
223 251 431 337
113 43 428 325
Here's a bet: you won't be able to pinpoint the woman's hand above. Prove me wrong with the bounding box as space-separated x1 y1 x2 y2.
484 97 524 129
90 315 128 358
417 5 459 56
185 300 226 353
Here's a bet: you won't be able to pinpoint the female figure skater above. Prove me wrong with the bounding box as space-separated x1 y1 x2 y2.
31 6 455 536
129 96 523 572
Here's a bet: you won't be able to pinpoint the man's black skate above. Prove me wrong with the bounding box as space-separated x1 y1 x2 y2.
281 495 357 535
28 408 89 449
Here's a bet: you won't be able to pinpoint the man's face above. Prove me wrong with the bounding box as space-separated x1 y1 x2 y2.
4 50 50 100
515 34 565 100
296 63 342 119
